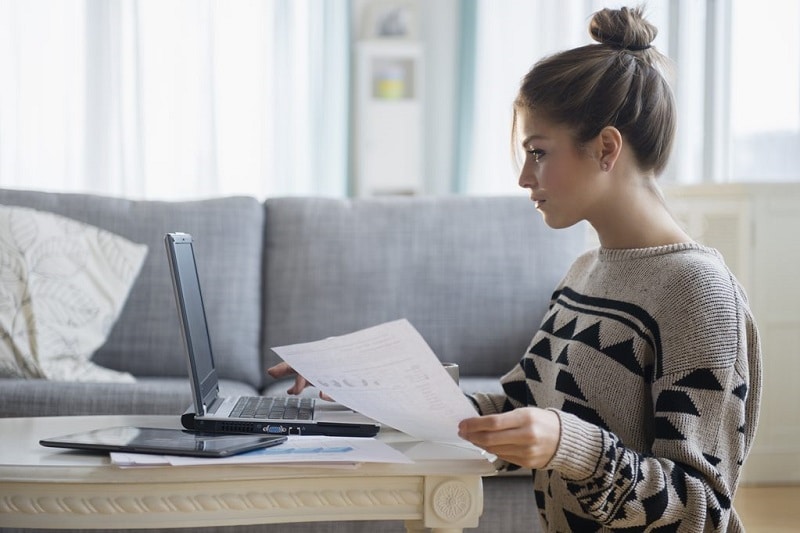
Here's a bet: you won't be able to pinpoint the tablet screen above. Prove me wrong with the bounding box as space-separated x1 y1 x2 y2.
40 426 287 457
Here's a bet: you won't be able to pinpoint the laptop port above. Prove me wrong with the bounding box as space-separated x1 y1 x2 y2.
288 427 301 435
265 426 285 434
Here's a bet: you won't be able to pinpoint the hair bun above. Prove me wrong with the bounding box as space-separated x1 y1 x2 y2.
589 6 657 51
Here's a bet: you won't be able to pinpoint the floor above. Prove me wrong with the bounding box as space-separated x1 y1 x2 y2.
735 485 800 532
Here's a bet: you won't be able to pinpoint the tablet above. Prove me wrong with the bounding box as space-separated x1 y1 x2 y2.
40 426 287 458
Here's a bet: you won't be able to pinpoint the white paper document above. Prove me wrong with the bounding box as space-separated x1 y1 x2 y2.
110 436 412 467
272 319 479 443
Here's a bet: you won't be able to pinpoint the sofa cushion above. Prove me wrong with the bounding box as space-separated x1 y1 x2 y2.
0 378 259 417
0 189 265 388
262 196 586 378
0 205 147 383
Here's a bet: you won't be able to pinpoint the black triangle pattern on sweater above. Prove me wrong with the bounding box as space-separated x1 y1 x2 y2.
540 310 558 335
556 369 587 401
562 399 611 432
555 286 664 375
554 316 578 339
556 345 570 365
541 304 647 377
732 383 748 400
643 485 670 524
670 467 689 506
523 356 542 383
529 337 552 360
535 313 646 376
573 321 602 348
655 390 700 416
601 338 644 376
674 368 723 390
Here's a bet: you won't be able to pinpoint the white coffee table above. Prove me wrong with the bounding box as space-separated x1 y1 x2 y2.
0 415 496 532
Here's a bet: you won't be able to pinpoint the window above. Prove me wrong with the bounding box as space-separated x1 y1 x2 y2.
729 0 799 182
458 0 800 194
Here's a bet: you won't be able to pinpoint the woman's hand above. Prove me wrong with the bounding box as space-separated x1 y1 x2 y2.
266 362 334 401
458 407 561 469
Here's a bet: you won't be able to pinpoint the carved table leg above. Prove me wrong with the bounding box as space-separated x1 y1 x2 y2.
412 475 483 532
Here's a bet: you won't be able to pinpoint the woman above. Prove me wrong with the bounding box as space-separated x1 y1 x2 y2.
456 6 761 531
271 6 761 531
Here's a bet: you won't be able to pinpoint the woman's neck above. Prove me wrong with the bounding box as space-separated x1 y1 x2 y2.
590 178 692 250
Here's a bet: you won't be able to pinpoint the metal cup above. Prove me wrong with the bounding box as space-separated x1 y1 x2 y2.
441 362 459 384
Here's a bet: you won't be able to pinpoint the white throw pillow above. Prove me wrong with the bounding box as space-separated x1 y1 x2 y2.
0 206 147 382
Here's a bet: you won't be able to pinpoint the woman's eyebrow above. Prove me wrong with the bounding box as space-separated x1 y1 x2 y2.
521 134 548 146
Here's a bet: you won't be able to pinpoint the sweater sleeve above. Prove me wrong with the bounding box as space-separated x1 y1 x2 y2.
471 359 528 415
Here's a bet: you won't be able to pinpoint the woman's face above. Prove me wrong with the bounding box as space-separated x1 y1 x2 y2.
516 108 603 229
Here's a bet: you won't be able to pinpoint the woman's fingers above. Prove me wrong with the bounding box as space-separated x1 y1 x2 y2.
267 363 310 394
459 410 531 438
458 408 560 469
319 391 335 401
266 361 295 379
267 362 334 401
286 375 311 395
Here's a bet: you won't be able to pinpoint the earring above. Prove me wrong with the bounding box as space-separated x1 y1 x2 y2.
601 162 609 171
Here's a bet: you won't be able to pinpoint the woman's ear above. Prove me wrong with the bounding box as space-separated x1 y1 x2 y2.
597 126 622 171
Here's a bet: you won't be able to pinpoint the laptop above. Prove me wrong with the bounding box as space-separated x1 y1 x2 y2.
165 232 380 438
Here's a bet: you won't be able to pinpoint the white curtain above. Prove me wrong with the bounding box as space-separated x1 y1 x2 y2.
458 0 799 193
459 0 671 195
0 0 350 200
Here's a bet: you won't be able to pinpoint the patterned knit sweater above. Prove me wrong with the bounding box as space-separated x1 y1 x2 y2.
472 243 761 532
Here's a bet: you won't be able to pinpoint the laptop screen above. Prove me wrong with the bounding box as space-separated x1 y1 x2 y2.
165 233 219 412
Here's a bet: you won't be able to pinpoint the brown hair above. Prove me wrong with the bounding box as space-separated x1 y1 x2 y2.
513 6 676 175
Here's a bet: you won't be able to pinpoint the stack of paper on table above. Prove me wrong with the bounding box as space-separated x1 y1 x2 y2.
112 435 412 467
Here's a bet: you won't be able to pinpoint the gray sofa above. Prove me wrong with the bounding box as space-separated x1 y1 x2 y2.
0 187 587 533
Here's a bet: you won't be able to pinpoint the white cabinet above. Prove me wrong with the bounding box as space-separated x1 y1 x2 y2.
664 183 800 484
354 40 423 196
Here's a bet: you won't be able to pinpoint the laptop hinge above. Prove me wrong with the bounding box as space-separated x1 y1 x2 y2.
205 396 225 415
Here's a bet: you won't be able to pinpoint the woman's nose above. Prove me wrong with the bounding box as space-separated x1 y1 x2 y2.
518 163 537 190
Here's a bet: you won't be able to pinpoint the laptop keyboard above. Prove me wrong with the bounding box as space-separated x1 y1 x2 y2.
229 396 315 420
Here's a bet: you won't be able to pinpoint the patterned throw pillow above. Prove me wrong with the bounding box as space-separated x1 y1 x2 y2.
0 206 147 382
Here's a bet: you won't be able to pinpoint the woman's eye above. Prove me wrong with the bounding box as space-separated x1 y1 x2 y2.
527 149 546 163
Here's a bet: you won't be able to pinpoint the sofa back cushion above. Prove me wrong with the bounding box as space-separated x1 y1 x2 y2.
0 189 264 387
263 196 586 378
